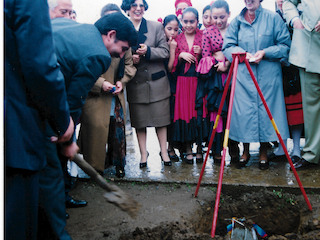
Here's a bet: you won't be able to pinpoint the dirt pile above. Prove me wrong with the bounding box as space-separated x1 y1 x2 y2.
66 181 320 240
119 222 213 240
195 189 301 236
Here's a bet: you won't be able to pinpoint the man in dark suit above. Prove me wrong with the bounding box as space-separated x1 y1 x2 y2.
37 12 138 239
50 12 137 155
48 0 89 213
4 0 74 239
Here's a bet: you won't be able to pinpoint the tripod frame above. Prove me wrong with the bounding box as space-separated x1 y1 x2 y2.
193 52 312 238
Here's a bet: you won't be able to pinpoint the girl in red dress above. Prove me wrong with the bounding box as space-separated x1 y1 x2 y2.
172 7 203 163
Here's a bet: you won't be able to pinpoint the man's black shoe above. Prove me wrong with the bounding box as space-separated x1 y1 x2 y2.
66 198 88 208
291 155 301 164
292 157 316 171
268 153 286 162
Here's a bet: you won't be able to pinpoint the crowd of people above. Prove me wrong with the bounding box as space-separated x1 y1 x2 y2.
109 0 318 173
4 0 319 239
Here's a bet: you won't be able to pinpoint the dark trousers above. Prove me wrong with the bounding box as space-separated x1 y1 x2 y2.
105 116 126 170
37 126 71 240
58 151 73 203
6 168 39 240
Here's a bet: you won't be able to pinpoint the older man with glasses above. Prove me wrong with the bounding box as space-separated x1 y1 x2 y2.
48 0 88 210
48 0 86 213
48 0 73 19
37 0 84 239
41 0 88 228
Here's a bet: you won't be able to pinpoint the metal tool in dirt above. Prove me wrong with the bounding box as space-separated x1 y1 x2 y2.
72 154 140 218
226 217 267 240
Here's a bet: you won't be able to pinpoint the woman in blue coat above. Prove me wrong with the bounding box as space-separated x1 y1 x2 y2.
222 0 291 169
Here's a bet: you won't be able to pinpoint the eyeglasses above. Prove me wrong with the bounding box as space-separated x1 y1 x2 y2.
183 19 196 24
131 3 145 9
59 9 73 16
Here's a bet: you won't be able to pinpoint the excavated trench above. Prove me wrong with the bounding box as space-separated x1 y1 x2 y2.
119 188 320 240
194 189 301 236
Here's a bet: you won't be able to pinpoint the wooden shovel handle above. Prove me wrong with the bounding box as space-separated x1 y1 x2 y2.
72 154 121 193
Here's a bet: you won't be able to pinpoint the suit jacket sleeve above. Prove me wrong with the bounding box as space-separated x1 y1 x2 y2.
89 77 105 94
284 0 320 31
283 0 300 26
6 0 70 136
90 49 135 93
68 54 111 124
145 22 169 61
121 49 137 87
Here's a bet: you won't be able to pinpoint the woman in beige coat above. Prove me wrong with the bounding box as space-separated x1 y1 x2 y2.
78 5 137 178
78 49 136 177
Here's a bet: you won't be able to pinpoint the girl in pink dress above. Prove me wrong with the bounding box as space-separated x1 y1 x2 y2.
172 7 203 164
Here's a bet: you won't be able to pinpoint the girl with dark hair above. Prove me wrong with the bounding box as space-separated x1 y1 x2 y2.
121 0 172 168
172 7 204 164
196 0 231 164
163 14 179 35
163 14 180 161
202 5 213 29
163 15 179 74
211 0 231 37
207 0 241 165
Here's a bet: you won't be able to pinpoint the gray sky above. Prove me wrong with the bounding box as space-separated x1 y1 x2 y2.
73 0 276 24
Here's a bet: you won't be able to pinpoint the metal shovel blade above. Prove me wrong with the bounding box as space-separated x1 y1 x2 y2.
72 154 140 218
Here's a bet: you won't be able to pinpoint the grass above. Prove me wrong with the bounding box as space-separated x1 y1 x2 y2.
273 189 298 206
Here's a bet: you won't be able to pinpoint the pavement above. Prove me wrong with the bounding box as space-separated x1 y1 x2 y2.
102 127 320 193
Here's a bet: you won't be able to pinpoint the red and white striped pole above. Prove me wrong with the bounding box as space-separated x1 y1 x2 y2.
211 53 241 238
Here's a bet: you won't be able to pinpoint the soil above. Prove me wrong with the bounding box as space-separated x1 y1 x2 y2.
66 180 320 240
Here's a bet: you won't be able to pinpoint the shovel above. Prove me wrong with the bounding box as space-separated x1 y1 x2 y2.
72 153 140 218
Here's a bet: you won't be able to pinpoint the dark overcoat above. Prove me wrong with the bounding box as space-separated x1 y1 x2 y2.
37 18 112 239
51 18 112 126
5 1 71 239
5 0 70 171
